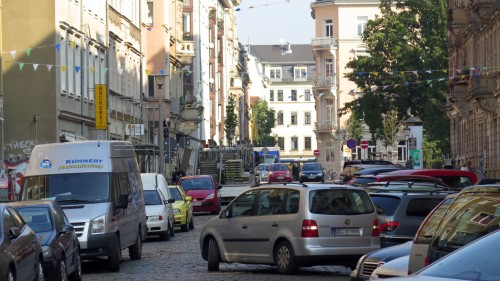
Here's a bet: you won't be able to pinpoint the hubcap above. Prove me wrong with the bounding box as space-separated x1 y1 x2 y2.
277 246 290 269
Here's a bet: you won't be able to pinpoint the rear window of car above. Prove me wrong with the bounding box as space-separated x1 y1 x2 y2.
431 192 500 251
309 189 375 215
370 195 401 216
406 198 444 217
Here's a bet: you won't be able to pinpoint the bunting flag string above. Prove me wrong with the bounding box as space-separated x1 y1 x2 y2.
235 0 291 11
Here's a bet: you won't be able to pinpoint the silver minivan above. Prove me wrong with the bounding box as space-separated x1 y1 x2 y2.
21 141 147 272
200 183 380 274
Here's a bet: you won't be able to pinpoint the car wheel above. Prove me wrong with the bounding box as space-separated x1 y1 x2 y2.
129 230 142 260
35 258 44 281
189 216 194 230
181 213 189 232
7 268 15 281
108 236 121 272
274 240 298 274
68 249 82 281
59 259 69 281
159 228 171 241
207 238 220 271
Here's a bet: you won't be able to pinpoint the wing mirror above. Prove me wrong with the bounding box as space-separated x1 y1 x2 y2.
185 196 192 202
60 224 75 234
9 227 21 239
165 198 175 204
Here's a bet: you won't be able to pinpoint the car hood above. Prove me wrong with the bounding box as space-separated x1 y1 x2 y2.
301 170 322 174
172 201 184 209
375 276 453 281
145 205 165 216
372 255 409 279
36 231 55 246
185 189 214 198
61 202 110 223
365 240 413 261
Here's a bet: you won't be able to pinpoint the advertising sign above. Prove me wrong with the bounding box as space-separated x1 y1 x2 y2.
95 84 107 130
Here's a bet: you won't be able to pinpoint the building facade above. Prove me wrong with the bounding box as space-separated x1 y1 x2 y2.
447 0 500 178
247 44 318 162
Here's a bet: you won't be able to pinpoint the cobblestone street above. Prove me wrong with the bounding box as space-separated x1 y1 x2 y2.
83 213 352 281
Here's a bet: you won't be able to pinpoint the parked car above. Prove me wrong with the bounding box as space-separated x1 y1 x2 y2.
200 183 381 274
408 184 500 274
169 185 194 232
353 167 405 177
299 162 325 183
257 164 271 182
178 175 222 214
366 181 449 193
0 203 44 281
348 174 449 188
351 193 457 281
267 163 293 183
11 200 82 281
343 160 395 170
385 229 500 281
383 169 478 189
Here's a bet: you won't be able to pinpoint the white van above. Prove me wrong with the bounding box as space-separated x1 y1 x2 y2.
141 173 175 240
21 141 147 272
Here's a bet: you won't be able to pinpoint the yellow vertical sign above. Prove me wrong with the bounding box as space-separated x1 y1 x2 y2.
95 84 107 130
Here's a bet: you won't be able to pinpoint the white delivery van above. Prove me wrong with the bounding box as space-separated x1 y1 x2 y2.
21 140 147 272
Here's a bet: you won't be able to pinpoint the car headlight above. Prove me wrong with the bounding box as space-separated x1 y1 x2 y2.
173 209 181 215
317 173 323 176
91 214 106 235
41 245 52 258
148 215 162 221
206 193 215 200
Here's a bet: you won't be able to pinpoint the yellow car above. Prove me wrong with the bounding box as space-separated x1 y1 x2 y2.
168 185 194 232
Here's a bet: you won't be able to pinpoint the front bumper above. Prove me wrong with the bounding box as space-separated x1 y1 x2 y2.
80 232 118 258
147 219 169 234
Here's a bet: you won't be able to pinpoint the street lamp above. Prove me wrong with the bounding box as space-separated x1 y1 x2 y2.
404 125 411 163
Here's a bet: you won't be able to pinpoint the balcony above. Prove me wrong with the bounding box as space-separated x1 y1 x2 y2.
311 37 338 53
471 0 497 19
176 41 195 65
315 75 336 88
470 75 497 112
448 8 467 37
314 121 337 133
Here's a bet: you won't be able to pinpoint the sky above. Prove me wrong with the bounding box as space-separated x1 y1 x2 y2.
235 0 315 45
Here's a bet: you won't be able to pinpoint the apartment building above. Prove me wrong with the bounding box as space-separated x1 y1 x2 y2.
247 44 318 161
447 0 500 178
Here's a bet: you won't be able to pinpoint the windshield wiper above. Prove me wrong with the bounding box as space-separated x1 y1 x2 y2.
56 199 93 204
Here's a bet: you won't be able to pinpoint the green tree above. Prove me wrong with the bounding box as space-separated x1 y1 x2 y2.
381 109 403 148
251 100 277 147
224 94 238 142
346 110 364 142
341 0 450 155
423 137 444 168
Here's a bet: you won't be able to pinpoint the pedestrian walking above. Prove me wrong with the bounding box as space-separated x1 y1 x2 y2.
292 163 300 181
171 166 186 184
405 156 414 169
461 160 474 172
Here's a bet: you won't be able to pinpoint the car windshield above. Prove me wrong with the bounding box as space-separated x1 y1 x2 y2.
169 188 183 201
271 165 288 171
309 189 375 215
302 164 321 171
144 190 163 205
180 178 213 191
22 173 111 204
16 207 53 232
258 165 270 171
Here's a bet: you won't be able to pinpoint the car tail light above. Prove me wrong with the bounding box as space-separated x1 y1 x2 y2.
301 219 318 237
424 256 429 267
372 219 380 236
379 221 399 232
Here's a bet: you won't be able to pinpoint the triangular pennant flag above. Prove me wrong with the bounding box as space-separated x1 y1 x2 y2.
18 62 25 70
394 84 400 88
104 68 109 73
145 69 152 76
161 24 167 28
400 71 405 76
412 71 418 75
372 72 379 77
70 41 76 48
438 78 446 81
147 27 152 31
33 64 39 71
404 82 410 86
55 44 61 52
10 51 16 60
426 70 432 74
25 48 31 57
118 68 123 75
75 66 81 73
442 69 448 73
456 69 462 74
159 70 165 75
460 74 466 79
62 65 67 72
427 80 432 84
90 67 95 73
388 71 393 75
383 86 389 90
47 65 53 72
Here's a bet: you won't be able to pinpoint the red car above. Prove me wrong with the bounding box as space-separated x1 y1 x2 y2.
178 175 222 214
268 163 293 183
383 169 478 189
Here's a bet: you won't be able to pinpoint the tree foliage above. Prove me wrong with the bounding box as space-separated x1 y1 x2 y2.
345 110 364 142
423 137 444 168
341 0 450 154
225 94 238 142
381 109 403 148
251 100 277 147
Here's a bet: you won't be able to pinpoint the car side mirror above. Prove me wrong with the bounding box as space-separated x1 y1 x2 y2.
185 196 192 202
165 198 175 204
115 193 129 209
9 227 21 239
217 185 223 190
60 224 74 234
220 208 230 219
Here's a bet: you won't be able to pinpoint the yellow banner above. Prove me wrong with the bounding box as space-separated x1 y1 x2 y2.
95 84 107 130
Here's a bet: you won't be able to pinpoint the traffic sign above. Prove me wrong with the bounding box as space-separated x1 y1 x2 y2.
346 138 357 149
360 140 369 149
313 150 320 157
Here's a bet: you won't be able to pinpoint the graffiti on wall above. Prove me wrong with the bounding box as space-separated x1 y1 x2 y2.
3 139 36 198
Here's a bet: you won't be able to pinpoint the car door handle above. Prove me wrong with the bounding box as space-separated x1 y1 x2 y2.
272 223 278 227
241 224 248 229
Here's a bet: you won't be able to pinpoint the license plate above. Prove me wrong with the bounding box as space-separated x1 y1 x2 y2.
308 176 315 179
278 177 284 180
192 201 202 206
332 228 361 236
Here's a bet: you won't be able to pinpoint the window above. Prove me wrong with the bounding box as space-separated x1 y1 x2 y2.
183 12 191 36
325 19 333 37
145 1 154 26
270 67 282 79
325 58 334 78
294 67 307 80
278 137 284 150
277 90 283 101
291 112 297 125
326 141 335 162
357 16 368 36
270 90 274 101
277 111 284 125
230 190 258 217
305 90 311 101
304 112 311 125
291 137 298 151
290 90 297 101
304 137 311 150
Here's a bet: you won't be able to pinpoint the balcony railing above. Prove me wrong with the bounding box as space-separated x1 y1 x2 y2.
315 76 336 87
311 37 338 48
314 121 337 132
177 41 195 65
